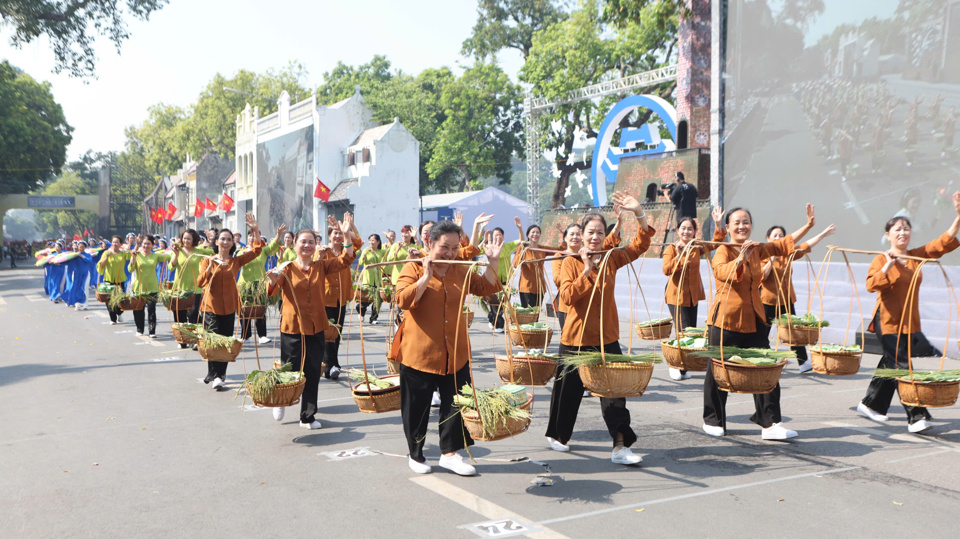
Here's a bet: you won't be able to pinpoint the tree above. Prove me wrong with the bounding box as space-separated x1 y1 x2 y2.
0 61 72 194
520 0 678 208
0 0 170 77
461 0 567 60
427 63 523 192
124 103 188 178
32 170 98 237
316 55 394 105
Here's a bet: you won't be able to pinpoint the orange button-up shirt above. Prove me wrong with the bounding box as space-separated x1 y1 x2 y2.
559 227 653 347
759 243 811 306
320 237 363 307
396 262 501 375
707 236 795 333
663 227 728 307
268 252 356 335
867 231 959 335
513 244 563 294
552 234 621 314
196 242 262 315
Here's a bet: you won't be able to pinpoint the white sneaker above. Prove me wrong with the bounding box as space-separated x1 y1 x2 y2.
299 420 322 430
258 336 271 344
494 328 504 334
74 304 80 311
329 366 341 380
136 331 144 337
272 407 284 421
681 372 693 380
431 391 441 407
611 446 642 465
371 320 379 325
488 322 495 330
408 456 432 474
857 402 889 423
583 390 592 398
110 321 118 325
546 437 570 452
439 453 477 476
908 419 933 434
798 361 813 373
211 377 225 389
668 367 683 381
762 423 798 440
702 424 725 437
357 314 364 323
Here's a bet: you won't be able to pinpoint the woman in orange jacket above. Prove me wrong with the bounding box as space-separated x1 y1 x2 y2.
702 204 833 440
196 214 262 390
662 207 725 381
320 212 363 380
857 192 960 434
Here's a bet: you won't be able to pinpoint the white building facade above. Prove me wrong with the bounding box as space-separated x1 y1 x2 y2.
235 88 420 241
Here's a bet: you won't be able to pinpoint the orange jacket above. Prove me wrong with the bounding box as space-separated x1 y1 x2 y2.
268 253 355 335
662 227 728 307
197 242 262 315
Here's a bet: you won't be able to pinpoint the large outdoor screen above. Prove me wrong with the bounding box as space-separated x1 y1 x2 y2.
722 0 960 252
256 126 315 234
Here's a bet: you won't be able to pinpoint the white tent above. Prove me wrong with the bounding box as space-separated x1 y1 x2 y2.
419 187 534 239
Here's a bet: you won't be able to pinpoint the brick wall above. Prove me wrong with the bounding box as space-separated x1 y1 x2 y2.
677 0 712 149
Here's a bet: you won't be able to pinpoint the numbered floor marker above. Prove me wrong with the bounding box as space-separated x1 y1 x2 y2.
319 447 376 462
462 518 538 538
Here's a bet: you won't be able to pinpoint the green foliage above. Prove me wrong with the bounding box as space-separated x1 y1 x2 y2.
427 62 523 192
0 61 72 194
0 0 169 77
461 0 567 60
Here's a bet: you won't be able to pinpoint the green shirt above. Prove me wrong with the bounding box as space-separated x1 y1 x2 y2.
358 247 385 287
238 239 280 284
173 247 215 293
384 242 414 285
497 240 521 283
128 252 173 294
279 246 297 263
97 250 131 283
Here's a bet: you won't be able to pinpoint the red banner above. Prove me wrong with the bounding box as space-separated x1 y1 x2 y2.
314 177 331 202
194 198 204 218
166 202 177 221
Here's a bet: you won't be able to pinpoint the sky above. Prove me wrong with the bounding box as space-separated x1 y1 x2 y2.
0 0 525 161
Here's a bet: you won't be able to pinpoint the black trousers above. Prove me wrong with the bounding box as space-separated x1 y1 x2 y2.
175 297 200 325
704 318 782 429
545 342 637 448
107 281 125 322
133 295 157 335
400 363 473 463
486 299 505 329
358 301 379 322
667 303 699 375
861 313 938 424
519 292 543 309
763 303 808 363
280 331 325 423
324 304 346 371
241 316 267 340
203 311 236 382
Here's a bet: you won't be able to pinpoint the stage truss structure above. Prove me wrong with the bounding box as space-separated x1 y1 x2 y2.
522 64 678 220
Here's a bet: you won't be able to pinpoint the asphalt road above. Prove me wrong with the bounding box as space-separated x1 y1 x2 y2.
2 266 959 538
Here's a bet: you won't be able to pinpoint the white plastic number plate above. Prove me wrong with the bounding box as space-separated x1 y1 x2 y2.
320 447 376 462
462 518 536 538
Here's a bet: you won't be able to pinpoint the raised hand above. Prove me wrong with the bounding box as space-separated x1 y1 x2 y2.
483 230 503 261
610 191 642 215
453 210 463 228
805 203 815 226
473 212 494 230
245 213 259 230
953 191 960 216
712 206 724 225
341 212 354 233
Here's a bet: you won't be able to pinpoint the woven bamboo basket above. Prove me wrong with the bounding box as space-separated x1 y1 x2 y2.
711 358 786 394
508 311 540 325
247 375 306 407
163 281 174 290
118 296 145 311
635 321 673 340
239 305 266 320
461 394 533 442
197 338 242 362
352 375 402 413
659 340 709 371
508 326 553 349
172 324 200 345
325 324 341 342
387 359 401 375
777 325 820 346
463 310 475 327
168 295 196 312
95 291 112 303
579 362 655 398
896 378 960 408
379 288 393 304
495 355 557 385
809 348 862 376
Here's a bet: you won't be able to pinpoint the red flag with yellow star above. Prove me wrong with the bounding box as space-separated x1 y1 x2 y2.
314 177 331 202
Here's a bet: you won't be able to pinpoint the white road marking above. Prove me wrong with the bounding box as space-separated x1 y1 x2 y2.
27 296 46 302
534 466 860 526
0 295 6 305
411 476 568 539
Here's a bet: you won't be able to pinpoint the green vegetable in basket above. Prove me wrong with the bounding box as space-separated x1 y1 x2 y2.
519 348 559 360
814 344 861 353
97 282 116 294
455 384 530 439
172 322 201 338
242 362 302 404
775 313 830 327
199 329 242 351
511 304 540 314
666 337 708 348
347 369 397 389
556 352 662 377
689 346 795 362
682 327 706 336
517 322 550 331
637 317 673 327
873 369 960 382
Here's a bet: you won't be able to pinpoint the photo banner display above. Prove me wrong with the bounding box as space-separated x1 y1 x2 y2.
256 126 315 234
